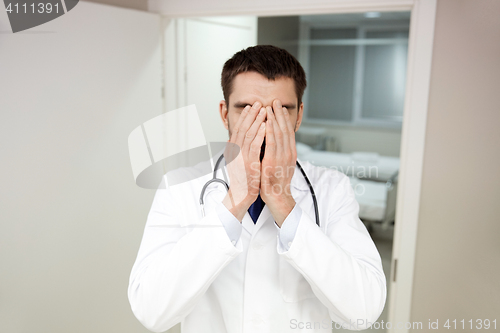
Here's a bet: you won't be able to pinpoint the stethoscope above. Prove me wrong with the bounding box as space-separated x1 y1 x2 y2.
199 154 320 227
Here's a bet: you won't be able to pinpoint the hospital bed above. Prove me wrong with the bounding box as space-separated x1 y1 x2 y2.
296 142 399 182
296 142 399 230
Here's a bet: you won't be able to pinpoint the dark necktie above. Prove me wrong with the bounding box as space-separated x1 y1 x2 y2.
248 194 265 224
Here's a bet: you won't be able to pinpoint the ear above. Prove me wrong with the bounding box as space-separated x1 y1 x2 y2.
294 102 304 132
219 100 229 130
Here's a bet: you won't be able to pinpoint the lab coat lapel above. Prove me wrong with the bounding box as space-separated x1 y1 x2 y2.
290 158 316 218
241 210 255 234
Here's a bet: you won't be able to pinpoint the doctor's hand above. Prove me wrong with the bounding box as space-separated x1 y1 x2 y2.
222 101 266 222
260 99 297 227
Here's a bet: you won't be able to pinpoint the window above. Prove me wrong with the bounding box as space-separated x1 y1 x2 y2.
300 22 409 128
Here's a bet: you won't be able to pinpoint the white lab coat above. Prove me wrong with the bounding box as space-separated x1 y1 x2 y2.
128 157 387 333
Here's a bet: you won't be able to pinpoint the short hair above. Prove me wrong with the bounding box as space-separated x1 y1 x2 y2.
221 45 307 106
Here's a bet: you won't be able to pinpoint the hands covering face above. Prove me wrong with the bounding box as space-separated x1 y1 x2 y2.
222 99 297 226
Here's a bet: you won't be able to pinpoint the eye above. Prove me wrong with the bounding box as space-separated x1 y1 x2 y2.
238 104 251 111
234 104 253 111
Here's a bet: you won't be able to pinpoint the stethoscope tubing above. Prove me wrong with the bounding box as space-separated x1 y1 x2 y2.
200 154 320 227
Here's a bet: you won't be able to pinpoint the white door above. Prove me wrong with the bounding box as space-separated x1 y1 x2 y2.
163 16 258 143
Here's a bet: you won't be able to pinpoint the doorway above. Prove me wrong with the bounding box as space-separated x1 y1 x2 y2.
158 1 437 332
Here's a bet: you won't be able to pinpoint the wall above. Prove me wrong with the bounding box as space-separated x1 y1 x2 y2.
0 3 161 332
258 16 300 58
82 0 148 11
410 0 500 329
148 0 413 17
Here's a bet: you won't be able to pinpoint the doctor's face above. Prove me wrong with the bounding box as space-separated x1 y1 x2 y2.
219 71 304 140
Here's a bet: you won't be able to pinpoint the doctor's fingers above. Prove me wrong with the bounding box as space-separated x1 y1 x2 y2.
272 100 290 155
264 112 277 162
267 106 284 159
233 101 262 149
242 107 267 156
249 122 266 163
229 105 250 143
282 107 297 160
226 105 250 160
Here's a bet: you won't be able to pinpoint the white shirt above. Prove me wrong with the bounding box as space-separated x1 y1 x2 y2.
217 188 301 251
128 158 387 332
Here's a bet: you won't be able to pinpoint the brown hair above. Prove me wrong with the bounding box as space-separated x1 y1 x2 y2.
221 45 307 106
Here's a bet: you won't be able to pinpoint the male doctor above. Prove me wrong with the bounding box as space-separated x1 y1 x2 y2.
128 45 386 332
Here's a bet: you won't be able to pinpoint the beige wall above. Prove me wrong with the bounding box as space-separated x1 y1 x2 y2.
0 3 161 332
410 0 500 329
258 16 300 58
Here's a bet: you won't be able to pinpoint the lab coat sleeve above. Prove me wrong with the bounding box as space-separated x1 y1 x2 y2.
275 203 302 251
216 201 243 244
128 180 243 333
277 174 387 331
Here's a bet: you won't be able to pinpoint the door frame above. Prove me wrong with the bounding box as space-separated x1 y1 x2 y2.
151 1 437 332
